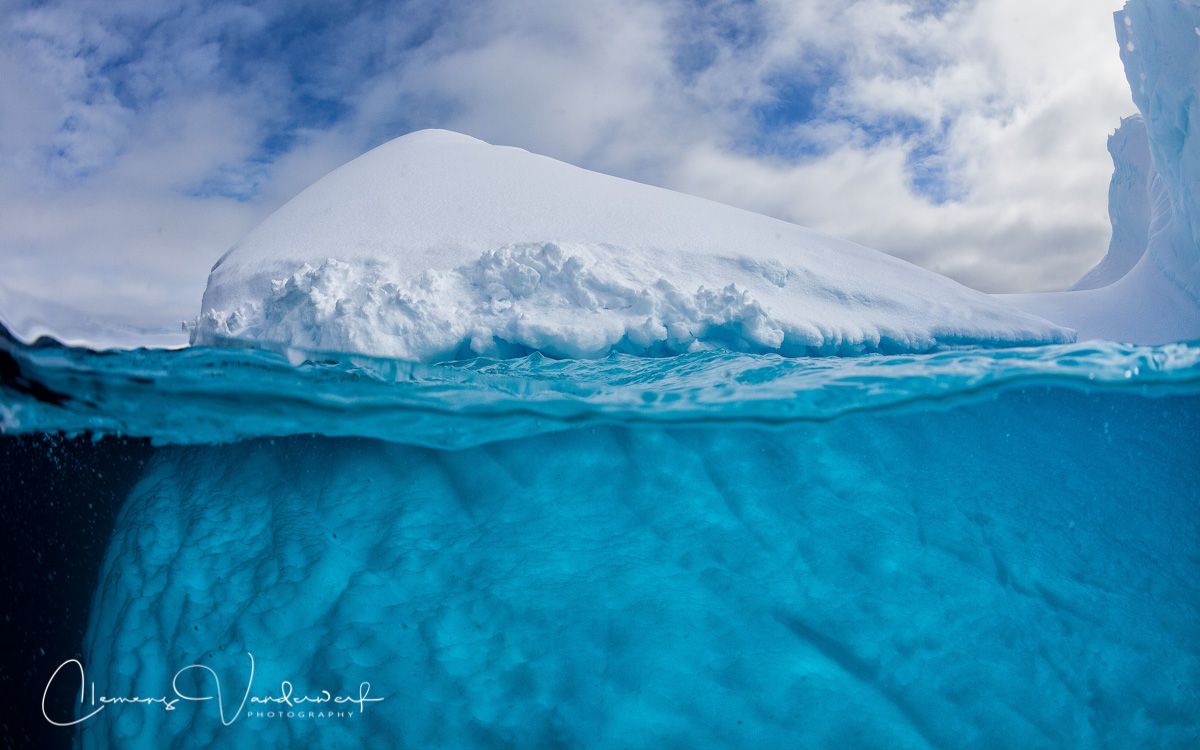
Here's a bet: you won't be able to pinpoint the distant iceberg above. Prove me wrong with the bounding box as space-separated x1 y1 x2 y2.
0 284 188 350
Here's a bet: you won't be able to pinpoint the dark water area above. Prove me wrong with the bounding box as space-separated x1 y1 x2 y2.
0 435 152 750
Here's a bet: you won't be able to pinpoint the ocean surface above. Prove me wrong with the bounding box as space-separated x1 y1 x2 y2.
2 325 1199 748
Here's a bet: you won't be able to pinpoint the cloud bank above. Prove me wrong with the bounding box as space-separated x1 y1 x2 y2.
0 0 1133 332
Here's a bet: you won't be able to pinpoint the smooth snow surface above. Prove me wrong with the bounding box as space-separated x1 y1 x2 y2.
1007 0 1200 343
193 130 1070 360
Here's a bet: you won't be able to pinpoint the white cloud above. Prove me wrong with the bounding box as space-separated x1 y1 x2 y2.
657 0 1134 292
0 0 1135 335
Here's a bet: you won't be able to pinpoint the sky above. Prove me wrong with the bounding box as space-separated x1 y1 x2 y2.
0 0 1135 333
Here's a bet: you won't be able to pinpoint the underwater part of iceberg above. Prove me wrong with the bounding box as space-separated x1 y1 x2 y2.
4 328 1193 747
76 387 1200 749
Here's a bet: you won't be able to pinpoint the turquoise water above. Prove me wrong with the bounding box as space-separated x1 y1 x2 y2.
3 327 1199 748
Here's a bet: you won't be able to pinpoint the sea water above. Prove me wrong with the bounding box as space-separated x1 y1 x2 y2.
2 325 1198 748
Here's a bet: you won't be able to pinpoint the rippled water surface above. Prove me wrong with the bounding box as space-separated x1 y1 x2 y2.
4 327 1199 446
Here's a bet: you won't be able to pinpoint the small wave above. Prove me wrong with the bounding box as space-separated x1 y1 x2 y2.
2 324 1198 448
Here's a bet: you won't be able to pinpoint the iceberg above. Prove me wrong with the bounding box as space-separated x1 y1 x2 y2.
189 2 1200 358
192 133 1070 361
1005 1 1200 343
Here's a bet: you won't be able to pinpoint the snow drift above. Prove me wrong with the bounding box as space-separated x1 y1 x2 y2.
1006 1 1200 343
192 130 1070 361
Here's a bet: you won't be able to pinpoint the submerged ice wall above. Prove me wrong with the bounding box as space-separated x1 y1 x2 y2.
77 391 1200 749
1007 0 1200 342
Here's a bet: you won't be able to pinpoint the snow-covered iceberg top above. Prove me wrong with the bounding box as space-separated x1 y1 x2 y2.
193 130 1069 361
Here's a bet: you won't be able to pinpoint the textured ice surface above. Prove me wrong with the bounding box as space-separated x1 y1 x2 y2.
192 129 1069 360
1072 116 1155 291
1007 0 1200 343
78 391 1200 749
